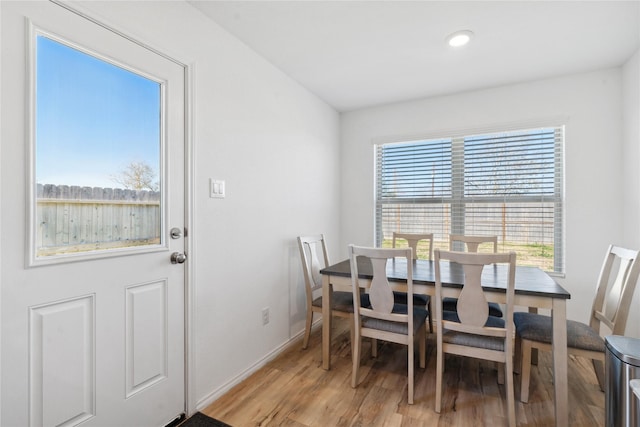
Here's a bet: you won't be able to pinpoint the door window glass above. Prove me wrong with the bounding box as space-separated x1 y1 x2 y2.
35 34 162 258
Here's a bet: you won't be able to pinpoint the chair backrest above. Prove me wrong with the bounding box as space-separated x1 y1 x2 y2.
297 235 330 296
392 232 434 260
434 249 516 336
449 234 498 253
590 245 640 336
348 245 414 328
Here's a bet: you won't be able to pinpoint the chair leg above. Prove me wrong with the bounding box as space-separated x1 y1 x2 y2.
408 339 415 404
371 338 378 358
349 316 355 356
531 348 539 365
302 310 313 349
525 308 539 366
520 339 533 403
435 340 443 413
497 362 505 385
419 326 426 369
505 354 516 427
514 335 522 374
593 359 606 391
427 299 434 333
351 331 362 388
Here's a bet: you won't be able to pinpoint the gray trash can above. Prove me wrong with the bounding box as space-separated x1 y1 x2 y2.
605 335 640 427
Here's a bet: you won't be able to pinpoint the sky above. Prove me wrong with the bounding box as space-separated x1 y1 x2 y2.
36 35 161 189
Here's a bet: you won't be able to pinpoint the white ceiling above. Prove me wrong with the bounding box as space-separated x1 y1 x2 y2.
188 1 640 112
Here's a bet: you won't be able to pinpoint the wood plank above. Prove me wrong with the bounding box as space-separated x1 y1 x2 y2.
203 319 604 426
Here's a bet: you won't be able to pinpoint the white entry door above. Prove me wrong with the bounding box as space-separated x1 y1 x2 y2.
1 2 187 426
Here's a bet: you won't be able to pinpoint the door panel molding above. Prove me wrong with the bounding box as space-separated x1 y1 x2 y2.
29 295 96 427
125 280 168 398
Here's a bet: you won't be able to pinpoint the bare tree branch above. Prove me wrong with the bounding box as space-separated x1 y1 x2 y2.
111 161 159 191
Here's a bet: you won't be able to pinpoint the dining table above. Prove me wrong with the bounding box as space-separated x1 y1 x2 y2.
320 256 571 427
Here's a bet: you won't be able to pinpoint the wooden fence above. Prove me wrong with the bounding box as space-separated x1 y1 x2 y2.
36 184 160 256
380 202 556 245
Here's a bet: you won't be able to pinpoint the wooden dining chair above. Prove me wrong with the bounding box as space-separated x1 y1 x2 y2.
434 249 517 426
449 234 498 253
297 235 369 350
392 232 434 331
393 232 434 260
445 234 503 318
348 245 428 404
514 244 640 402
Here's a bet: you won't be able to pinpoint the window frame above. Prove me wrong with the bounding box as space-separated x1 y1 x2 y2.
375 125 565 274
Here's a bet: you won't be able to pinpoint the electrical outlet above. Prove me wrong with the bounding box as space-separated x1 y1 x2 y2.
262 307 270 325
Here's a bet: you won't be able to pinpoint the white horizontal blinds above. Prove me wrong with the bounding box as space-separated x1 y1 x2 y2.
375 138 453 251
375 126 564 273
456 128 563 271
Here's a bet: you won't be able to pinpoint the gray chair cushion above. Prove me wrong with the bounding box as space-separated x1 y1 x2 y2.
442 297 504 318
513 311 605 353
393 291 430 308
362 304 428 335
312 291 371 313
442 310 505 328
442 330 507 351
441 310 507 351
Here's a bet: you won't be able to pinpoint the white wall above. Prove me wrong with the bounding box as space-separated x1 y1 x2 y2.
2 1 638 420
340 69 629 331
622 49 640 338
26 0 342 411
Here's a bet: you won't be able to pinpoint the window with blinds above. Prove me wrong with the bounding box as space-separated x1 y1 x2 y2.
375 127 564 273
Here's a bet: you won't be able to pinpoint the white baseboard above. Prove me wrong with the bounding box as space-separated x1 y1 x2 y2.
195 320 321 411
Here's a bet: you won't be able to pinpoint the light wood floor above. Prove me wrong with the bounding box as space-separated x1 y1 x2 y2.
203 318 605 426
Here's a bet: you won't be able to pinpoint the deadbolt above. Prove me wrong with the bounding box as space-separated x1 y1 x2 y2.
170 227 182 239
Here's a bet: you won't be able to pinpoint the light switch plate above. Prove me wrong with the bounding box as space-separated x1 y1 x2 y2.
210 178 225 198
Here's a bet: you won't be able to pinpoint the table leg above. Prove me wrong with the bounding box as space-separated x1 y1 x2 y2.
552 298 568 427
322 274 332 370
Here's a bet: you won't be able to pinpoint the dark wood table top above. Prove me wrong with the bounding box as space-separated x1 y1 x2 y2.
320 257 570 299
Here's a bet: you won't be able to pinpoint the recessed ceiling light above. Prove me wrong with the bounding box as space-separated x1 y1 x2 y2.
446 30 474 47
